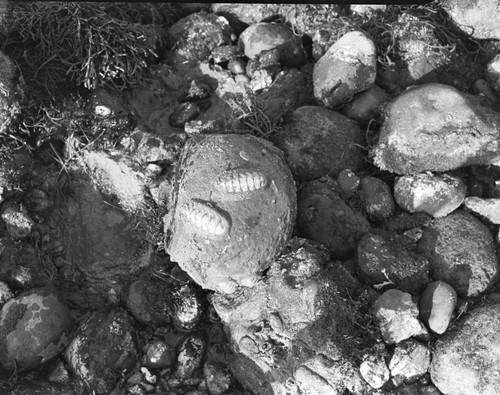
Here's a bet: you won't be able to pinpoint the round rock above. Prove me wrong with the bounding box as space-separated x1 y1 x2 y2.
419 280 457 335
359 176 396 222
394 173 466 218
342 85 391 124
313 30 376 109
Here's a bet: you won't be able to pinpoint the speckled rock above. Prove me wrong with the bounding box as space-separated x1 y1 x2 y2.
174 331 208 379
0 50 22 136
1 201 34 239
64 308 137 395
359 176 396 222
203 361 233 395
463 197 500 224
419 280 457 335
0 280 13 308
0 287 72 371
394 173 466 218
430 303 500 395
143 340 176 369
486 54 500 92
389 339 431 386
371 83 500 175
297 177 370 259
313 31 377 109
418 210 499 297
120 129 182 166
359 354 390 389
342 85 391 123
211 3 280 25
273 106 365 181
238 23 305 68
164 134 296 294
357 233 430 296
372 289 428 344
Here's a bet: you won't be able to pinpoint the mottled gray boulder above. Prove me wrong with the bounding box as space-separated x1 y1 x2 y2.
441 0 500 40
463 197 500 224
359 176 396 222
342 85 391 123
238 23 306 68
0 51 22 136
273 106 365 181
212 238 371 395
357 233 430 296
297 177 370 259
313 31 376 109
371 83 500 175
430 303 500 395
394 173 466 218
418 210 499 297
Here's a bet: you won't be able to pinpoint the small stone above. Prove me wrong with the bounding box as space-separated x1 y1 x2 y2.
389 339 431 386
419 280 457 335
343 85 391 123
486 54 500 92
143 340 176 369
174 331 208 379
227 58 247 75
394 173 466 218
337 169 360 198
203 361 232 395
141 367 157 384
250 66 280 92
359 354 390 389
184 80 212 102
463 197 500 224
170 284 204 331
169 102 201 128
359 176 396 222
90 87 123 118
257 48 281 68
210 45 243 63
0 281 13 309
1 201 34 239
372 289 428 344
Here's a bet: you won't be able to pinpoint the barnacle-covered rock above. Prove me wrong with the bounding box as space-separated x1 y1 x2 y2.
164 134 297 293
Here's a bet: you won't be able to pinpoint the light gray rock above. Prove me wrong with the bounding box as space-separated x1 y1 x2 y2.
1 201 34 239
211 3 280 25
359 176 396 222
419 280 457 335
430 303 500 395
394 173 466 218
342 85 391 123
313 31 376 109
389 339 431 386
486 54 500 92
372 289 428 344
359 354 390 389
463 197 500 224
371 83 500 175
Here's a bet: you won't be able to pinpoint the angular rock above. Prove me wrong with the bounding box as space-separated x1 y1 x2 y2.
64 309 137 395
0 51 22 136
313 31 377 109
394 173 467 218
273 106 365 181
359 354 390 389
372 289 428 344
389 339 431 386
359 176 396 222
238 23 305 68
357 233 430 296
371 83 500 175
164 134 296 293
419 280 457 335
463 197 500 224
297 177 370 259
342 85 391 123
430 303 500 395
249 66 280 92
0 287 72 371
418 210 499 297
486 54 500 92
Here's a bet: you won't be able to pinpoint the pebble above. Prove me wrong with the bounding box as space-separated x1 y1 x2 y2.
359 354 390 389
143 340 176 369
169 102 201 128
342 85 391 123
389 339 431 386
336 169 360 198
1 201 34 239
419 280 457 335
359 176 396 222
174 331 208 379
227 58 247 75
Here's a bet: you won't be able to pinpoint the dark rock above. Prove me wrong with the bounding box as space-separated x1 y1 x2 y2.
342 85 391 124
203 361 233 395
273 106 365 181
169 102 201 128
170 284 205 331
486 54 500 92
0 280 13 309
359 176 396 222
143 340 176 369
174 331 208 379
0 51 22 136
337 169 361 198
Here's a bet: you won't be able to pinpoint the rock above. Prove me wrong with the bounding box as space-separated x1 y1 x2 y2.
357 233 430 296
418 210 499 297
170 284 205 331
210 45 243 64
463 197 500 224
441 0 500 40
389 339 431 386
249 66 280 92
164 134 296 293
64 309 138 395
473 79 500 109
394 173 466 218
169 102 201 128
167 12 231 66
430 303 500 395
211 3 280 25
371 83 500 175
0 51 22 136
372 289 428 344
359 354 390 389
342 85 391 123
122 129 183 165
350 4 386 14
89 86 126 118
337 169 360 198
359 176 396 222
273 106 365 181
486 54 500 92
313 31 377 109
0 280 13 308
203 361 233 395
238 23 305 68
419 280 457 335
0 287 72 371
297 177 370 259
227 58 247 75
143 340 176 369
1 201 34 239
174 331 208 379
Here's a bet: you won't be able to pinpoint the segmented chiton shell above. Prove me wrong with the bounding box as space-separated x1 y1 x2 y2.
183 202 230 237
215 169 269 194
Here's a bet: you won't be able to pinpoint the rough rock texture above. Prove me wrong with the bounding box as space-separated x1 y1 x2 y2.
64 309 138 395
212 238 371 395
389 339 431 386
371 83 500 175
359 176 396 222
211 3 280 25
1 201 34 239
273 106 365 181
0 51 22 136
359 354 390 389
342 85 391 123
238 23 306 68
430 303 500 395
463 197 500 224
418 210 499 297
357 233 430 296
313 31 377 109
0 287 72 371
394 173 467 218
164 134 297 294
441 0 500 40
297 177 370 259
419 280 457 335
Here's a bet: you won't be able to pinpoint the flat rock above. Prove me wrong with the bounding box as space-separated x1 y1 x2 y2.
463 197 500 224
273 106 365 181
371 83 500 175
419 280 457 335
394 173 467 218
430 303 500 395
418 210 499 297
313 31 376 109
